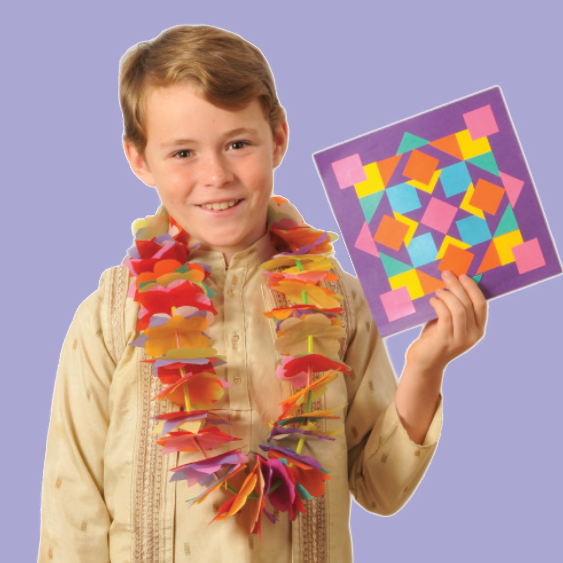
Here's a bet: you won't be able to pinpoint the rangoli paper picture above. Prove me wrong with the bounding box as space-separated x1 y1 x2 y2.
314 87 561 337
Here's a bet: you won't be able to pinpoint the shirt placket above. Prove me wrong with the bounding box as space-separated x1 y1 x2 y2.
223 268 251 445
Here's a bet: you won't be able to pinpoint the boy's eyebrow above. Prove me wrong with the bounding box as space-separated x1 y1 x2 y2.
160 128 260 149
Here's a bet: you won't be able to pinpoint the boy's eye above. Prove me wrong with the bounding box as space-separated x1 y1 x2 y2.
174 149 192 159
229 141 248 150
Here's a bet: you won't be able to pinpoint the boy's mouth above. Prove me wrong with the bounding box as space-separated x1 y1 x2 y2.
198 199 242 211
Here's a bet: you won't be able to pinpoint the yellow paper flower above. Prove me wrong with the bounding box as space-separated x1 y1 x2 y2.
281 257 336 274
132 206 170 240
271 280 342 308
261 253 332 271
275 314 345 357
144 315 210 356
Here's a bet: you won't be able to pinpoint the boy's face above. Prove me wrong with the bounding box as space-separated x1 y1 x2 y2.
125 82 288 263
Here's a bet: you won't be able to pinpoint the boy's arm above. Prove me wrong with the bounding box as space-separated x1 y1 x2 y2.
38 284 113 563
343 273 442 516
344 270 486 515
395 271 487 444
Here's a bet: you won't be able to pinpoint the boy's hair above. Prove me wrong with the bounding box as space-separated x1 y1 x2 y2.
119 25 286 156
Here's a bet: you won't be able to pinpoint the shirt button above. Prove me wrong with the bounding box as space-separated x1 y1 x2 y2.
231 330 240 350
228 290 235 298
234 375 242 384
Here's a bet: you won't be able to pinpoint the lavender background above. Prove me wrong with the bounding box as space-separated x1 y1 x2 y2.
3 1 561 561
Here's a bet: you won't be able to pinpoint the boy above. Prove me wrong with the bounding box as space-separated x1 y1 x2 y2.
39 25 487 563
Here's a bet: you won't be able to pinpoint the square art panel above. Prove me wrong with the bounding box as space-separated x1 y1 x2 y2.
314 87 562 337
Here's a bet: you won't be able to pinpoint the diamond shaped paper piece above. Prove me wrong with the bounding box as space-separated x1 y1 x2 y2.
440 162 472 197
469 178 505 215
332 154 367 189
403 150 439 185
374 215 410 251
380 286 416 322
438 244 474 277
463 104 499 140
407 233 438 267
386 183 422 214
512 238 546 274
420 197 458 234
456 215 492 246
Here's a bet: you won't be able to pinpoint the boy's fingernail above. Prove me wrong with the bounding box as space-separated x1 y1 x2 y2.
442 270 452 279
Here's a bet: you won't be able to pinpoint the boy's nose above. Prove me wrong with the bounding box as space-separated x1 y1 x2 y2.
199 153 234 188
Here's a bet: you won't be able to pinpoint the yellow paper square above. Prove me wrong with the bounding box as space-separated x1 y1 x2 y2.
493 230 524 265
354 162 384 198
455 129 491 160
389 269 424 300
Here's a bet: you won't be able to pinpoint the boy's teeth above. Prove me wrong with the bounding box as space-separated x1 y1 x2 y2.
203 200 239 210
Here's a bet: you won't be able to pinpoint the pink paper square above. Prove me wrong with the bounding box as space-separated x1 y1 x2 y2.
380 286 416 322
420 197 458 234
331 154 367 189
512 238 546 274
463 105 499 140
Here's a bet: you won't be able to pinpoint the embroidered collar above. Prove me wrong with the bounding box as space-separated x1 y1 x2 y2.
188 228 277 269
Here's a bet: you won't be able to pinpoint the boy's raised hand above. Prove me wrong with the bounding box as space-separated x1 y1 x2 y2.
406 271 488 374
394 271 488 444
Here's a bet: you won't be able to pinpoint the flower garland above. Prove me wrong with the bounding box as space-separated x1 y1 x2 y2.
125 196 352 537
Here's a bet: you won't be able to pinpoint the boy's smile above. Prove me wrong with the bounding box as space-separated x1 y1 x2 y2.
125 82 288 264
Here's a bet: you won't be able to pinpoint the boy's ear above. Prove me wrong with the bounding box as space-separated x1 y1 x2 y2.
123 142 157 187
272 121 289 169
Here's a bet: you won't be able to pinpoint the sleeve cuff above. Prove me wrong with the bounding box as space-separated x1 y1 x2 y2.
392 394 443 448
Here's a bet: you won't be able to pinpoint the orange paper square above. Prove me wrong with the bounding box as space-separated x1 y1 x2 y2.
374 214 410 251
469 178 505 215
438 244 474 277
403 150 440 185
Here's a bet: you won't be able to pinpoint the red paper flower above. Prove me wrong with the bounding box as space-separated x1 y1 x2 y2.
136 280 216 330
157 426 240 454
276 354 352 387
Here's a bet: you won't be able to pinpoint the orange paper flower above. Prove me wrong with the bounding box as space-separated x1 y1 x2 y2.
153 373 229 409
278 371 340 418
269 280 342 308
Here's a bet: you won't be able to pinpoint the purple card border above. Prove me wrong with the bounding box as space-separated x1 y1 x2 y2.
313 86 562 338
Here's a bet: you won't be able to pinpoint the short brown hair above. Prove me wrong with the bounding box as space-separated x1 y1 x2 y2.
119 25 286 155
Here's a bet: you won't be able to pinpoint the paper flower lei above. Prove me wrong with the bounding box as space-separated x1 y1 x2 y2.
124 196 352 537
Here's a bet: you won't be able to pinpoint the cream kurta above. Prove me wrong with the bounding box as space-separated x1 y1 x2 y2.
39 232 442 563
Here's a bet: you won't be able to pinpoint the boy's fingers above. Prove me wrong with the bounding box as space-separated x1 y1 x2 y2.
441 271 473 310
435 287 467 341
429 295 453 341
459 275 488 334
